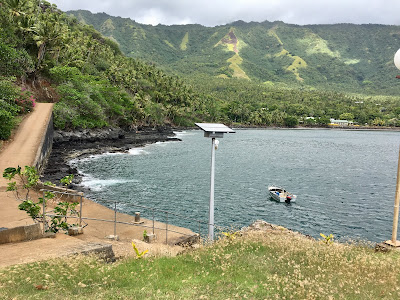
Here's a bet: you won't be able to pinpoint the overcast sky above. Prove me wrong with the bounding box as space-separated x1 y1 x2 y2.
50 0 400 27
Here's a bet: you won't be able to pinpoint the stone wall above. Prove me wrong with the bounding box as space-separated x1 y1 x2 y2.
34 113 54 174
0 223 42 244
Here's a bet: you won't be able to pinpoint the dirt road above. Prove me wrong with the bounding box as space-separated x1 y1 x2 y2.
0 103 53 227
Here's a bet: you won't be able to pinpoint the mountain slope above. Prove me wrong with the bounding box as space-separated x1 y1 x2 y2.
0 1 214 136
68 10 400 95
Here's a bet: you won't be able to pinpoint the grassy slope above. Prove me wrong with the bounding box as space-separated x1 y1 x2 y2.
1 229 400 299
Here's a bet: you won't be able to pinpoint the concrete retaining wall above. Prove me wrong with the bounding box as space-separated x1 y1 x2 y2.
34 113 54 174
0 223 42 244
77 243 115 262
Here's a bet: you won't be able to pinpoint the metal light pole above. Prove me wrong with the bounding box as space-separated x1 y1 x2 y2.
195 123 234 241
387 146 400 246
209 137 216 241
385 49 400 247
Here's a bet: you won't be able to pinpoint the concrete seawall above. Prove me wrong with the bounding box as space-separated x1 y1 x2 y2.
34 112 54 174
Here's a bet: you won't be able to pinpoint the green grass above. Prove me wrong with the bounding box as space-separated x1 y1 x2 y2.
268 26 283 45
1 231 400 299
300 32 340 58
164 40 175 49
227 54 250 79
180 32 189 51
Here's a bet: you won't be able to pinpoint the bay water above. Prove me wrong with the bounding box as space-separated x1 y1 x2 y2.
71 129 399 242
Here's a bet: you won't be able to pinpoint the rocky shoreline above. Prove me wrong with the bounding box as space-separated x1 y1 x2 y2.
41 126 181 189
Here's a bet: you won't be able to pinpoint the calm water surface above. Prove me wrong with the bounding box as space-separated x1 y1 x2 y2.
71 129 400 242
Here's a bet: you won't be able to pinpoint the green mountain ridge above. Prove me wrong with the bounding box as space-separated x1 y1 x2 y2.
1 2 399 138
68 10 400 95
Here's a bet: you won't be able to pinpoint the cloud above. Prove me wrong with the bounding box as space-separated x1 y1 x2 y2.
51 0 400 26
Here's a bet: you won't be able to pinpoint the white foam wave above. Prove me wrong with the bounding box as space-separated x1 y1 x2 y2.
154 141 174 147
128 148 148 155
173 130 195 138
69 152 124 164
81 175 139 191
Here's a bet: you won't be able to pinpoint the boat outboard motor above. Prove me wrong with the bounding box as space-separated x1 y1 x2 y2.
285 196 291 203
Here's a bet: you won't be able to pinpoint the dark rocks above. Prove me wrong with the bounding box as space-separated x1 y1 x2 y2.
53 127 125 143
41 126 181 187
175 234 200 246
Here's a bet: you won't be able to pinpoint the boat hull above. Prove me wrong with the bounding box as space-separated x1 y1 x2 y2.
268 186 296 203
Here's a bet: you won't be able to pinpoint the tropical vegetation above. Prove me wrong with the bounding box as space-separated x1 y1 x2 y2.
0 0 213 139
70 10 400 96
66 10 400 127
1 1 400 142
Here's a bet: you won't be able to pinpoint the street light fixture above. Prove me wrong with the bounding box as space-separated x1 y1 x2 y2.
195 123 235 241
385 49 400 247
394 48 400 70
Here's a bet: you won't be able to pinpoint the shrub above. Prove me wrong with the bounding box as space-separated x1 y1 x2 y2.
53 102 74 129
51 69 142 129
0 42 34 76
14 88 36 114
283 115 299 127
3 166 79 233
0 109 14 139
0 78 20 139
0 77 19 104
55 84 108 129
49 66 82 84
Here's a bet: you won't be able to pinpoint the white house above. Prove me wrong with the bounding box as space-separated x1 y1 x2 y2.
329 118 353 126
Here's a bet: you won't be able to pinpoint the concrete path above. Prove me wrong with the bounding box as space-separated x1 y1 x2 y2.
0 103 54 185
0 234 112 267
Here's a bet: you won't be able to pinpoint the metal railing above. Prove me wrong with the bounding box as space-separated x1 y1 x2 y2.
40 189 208 244
128 202 208 243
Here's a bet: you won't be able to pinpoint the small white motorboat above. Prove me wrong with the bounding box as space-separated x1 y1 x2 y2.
268 186 297 203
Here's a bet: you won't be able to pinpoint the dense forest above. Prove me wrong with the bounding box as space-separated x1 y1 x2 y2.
1 1 400 142
187 76 400 127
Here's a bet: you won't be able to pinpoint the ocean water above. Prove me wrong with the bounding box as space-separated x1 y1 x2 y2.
70 129 400 242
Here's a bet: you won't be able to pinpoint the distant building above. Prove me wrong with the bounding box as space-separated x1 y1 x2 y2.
329 118 353 126
300 116 315 125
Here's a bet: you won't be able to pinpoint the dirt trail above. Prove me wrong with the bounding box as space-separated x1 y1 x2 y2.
0 103 53 227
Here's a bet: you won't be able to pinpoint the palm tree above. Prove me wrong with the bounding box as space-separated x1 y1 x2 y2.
32 11 68 73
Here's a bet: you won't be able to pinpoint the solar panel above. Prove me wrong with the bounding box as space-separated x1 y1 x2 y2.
195 123 235 133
